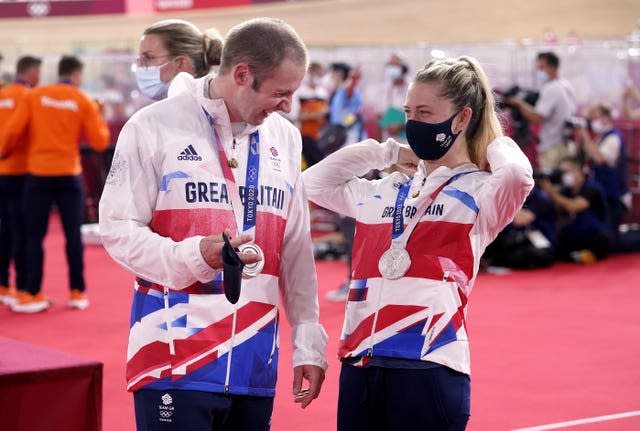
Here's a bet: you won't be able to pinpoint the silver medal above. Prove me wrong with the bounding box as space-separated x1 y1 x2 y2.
378 248 411 280
239 242 265 278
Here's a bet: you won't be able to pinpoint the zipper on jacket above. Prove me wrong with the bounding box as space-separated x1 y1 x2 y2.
367 278 386 357
224 305 238 395
163 287 175 355
442 270 450 282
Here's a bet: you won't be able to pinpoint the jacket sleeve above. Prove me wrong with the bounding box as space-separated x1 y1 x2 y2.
99 117 217 288
475 136 535 243
0 94 30 156
279 147 328 371
82 94 110 152
301 138 400 218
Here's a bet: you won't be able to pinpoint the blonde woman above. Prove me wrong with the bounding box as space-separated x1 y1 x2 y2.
135 19 223 100
302 56 534 430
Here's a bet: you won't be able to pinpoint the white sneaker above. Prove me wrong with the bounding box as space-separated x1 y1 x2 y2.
0 285 16 306
68 289 90 310
11 291 52 313
325 282 350 302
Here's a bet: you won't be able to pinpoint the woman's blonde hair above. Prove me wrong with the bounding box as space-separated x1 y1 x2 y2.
144 19 223 78
413 56 503 166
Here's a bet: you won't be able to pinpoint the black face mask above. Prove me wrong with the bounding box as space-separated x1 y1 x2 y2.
406 111 461 161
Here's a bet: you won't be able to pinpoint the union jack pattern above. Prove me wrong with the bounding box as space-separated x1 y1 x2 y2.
100 77 326 397
301 137 534 376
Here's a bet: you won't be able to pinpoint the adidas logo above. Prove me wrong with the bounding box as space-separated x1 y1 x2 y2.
178 145 202 161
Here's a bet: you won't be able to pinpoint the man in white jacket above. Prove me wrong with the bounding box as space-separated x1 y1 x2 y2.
99 18 327 431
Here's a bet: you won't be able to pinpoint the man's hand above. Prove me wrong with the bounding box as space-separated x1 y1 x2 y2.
199 228 262 270
538 177 554 195
292 364 325 409
512 208 536 227
395 145 420 176
504 96 521 109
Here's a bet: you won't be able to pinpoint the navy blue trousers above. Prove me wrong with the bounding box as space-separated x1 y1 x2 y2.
134 389 274 431
23 175 85 294
338 362 470 431
0 175 26 289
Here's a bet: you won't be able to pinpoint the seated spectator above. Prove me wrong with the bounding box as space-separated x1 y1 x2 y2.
483 184 556 269
539 157 610 263
576 103 637 251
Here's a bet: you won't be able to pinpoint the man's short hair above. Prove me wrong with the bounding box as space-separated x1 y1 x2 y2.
330 62 351 82
16 56 42 75
58 55 83 77
537 52 560 69
591 103 612 119
219 18 307 90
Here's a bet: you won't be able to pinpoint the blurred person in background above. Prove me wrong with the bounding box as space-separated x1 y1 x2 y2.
507 52 576 170
315 62 352 156
303 56 533 430
295 61 330 168
0 53 5 88
329 63 366 147
135 19 223 100
576 105 630 240
576 103 640 252
316 61 363 301
0 55 41 304
378 54 410 143
623 84 640 120
99 18 327 430
482 184 557 270
539 157 610 263
0 55 110 313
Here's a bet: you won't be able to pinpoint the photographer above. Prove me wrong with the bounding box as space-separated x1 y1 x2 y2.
578 105 629 229
482 183 557 269
506 52 576 170
496 85 539 149
575 104 640 252
539 157 610 263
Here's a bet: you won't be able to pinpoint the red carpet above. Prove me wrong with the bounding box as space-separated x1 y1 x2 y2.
1 215 639 430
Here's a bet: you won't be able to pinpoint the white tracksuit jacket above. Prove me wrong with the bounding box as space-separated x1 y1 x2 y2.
99 74 327 395
302 137 533 375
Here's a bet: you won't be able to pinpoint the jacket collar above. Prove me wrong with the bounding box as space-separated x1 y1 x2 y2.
195 75 260 138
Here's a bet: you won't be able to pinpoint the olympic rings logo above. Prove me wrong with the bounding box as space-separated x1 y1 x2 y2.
248 166 258 182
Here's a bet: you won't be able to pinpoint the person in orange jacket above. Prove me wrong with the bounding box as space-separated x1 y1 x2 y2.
0 55 110 313
0 55 41 305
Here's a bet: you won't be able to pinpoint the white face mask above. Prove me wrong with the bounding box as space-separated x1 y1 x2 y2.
311 75 323 87
536 69 550 85
385 65 403 81
135 61 171 100
562 171 576 188
590 119 608 134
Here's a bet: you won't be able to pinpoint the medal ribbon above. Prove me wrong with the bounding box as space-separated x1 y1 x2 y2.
202 107 260 237
390 171 475 250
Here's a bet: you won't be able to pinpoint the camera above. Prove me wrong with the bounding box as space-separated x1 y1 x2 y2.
494 85 539 147
564 116 589 130
494 85 539 109
533 168 562 185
